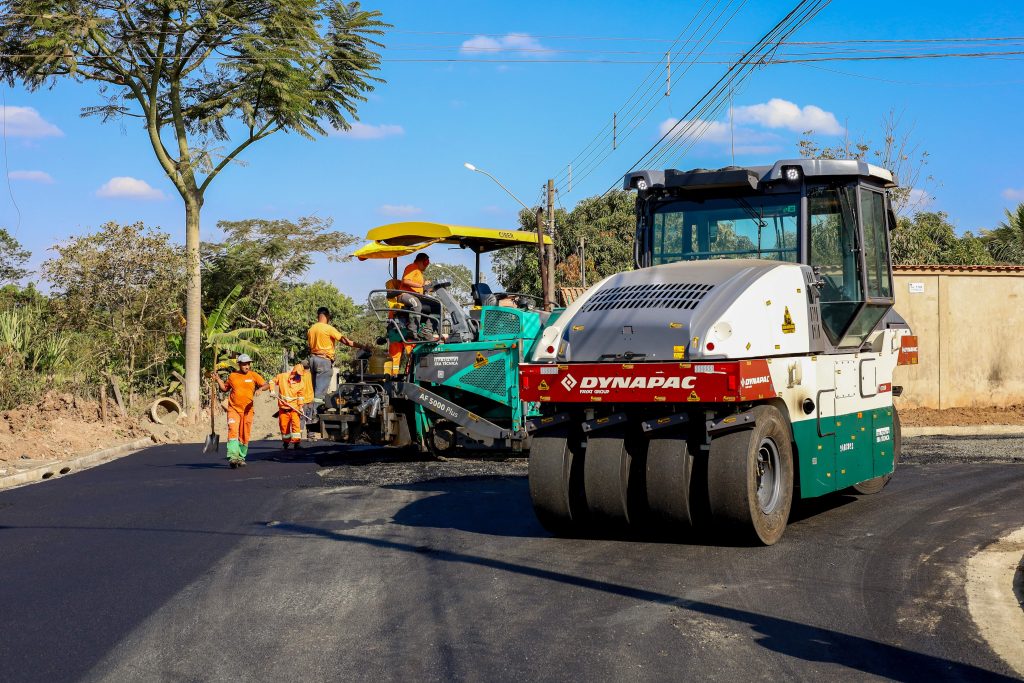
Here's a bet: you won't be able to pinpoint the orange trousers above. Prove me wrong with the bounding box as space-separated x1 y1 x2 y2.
226 405 254 459
278 408 301 443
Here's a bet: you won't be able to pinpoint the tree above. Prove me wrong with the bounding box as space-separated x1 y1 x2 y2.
202 215 359 325
42 221 187 396
890 212 992 266
425 262 473 306
982 203 1024 264
799 110 933 215
263 279 364 367
0 228 30 283
0 1 387 414
492 191 636 296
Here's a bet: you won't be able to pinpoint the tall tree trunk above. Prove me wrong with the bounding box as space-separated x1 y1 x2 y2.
184 197 203 416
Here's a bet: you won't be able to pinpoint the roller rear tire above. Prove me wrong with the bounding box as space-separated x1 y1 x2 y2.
707 405 794 546
529 428 587 535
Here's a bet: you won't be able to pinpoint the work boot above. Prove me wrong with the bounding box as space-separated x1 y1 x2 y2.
293 442 303 450
228 458 242 469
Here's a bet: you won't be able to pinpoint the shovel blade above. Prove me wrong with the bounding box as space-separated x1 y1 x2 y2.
203 433 219 454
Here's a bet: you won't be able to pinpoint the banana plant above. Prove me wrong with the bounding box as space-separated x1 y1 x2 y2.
164 285 266 395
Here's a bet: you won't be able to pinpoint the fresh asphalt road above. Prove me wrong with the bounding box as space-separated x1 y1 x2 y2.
0 438 1022 682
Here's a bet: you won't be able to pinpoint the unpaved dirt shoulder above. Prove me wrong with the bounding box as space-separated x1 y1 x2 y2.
967 527 1024 678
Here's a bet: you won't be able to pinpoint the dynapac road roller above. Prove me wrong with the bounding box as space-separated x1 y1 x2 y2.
519 159 918 545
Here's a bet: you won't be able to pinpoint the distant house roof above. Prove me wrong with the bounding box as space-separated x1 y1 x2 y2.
894 264 1024 274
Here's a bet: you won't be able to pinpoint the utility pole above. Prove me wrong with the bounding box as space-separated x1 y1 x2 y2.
546 179 556 310
581 237 587 288
535 207 549 308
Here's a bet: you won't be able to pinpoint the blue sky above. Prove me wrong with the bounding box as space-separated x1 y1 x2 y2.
3 0 1023 302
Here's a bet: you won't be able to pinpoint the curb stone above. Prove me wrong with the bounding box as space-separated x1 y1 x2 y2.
904 425 1022 437
0 436 156 492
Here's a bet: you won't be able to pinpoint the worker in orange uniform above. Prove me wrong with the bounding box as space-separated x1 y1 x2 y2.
273 364 306 449
210 354 270 468
307 306 357 402
398 253 434 340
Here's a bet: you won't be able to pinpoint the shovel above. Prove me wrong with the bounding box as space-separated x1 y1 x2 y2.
203 382 220 453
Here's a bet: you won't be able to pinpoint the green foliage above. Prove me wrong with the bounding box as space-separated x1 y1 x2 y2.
890 212 993 266
425 262 474 306
166 284 267 393
0 228 30 283
263 279 363 362
202 216 359 322
493 191 636 297
0 306 71 410
43 221 186 393
982 203 1024 264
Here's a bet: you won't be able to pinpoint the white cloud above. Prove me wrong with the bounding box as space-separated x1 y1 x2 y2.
460 33 552 57
379 204 423 217
1002 187 1024 202
657 117 782 155
8 170 54 184
0 106 63 138
461 36 502 52
96 176 165 200
732 98 844 135
905 187 933 210
333 122 405 140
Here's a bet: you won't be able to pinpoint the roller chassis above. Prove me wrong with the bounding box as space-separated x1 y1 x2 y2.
521 330 915 544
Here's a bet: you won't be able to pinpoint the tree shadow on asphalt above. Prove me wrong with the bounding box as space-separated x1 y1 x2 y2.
268 519 1016 682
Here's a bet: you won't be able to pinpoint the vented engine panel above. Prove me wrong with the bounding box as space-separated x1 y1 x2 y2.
581 283 714 312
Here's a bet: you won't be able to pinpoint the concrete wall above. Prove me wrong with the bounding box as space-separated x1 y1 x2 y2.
893 269 1024 409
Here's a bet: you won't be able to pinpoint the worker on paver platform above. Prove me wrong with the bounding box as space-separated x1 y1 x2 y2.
273 364 305 449
210 354 270 468
307 307 357 402
399 253 437 340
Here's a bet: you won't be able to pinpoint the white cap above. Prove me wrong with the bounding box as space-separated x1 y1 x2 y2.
237 354 252 363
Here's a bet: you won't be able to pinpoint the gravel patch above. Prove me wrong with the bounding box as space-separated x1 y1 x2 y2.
317 449 527 487
903 435 1024 465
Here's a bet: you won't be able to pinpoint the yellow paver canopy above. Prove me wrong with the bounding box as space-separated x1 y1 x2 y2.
353 221 551 260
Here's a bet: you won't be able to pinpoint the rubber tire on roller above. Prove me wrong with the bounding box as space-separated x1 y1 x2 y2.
853 409 901 494
528 427 587 535
645 435 708 529
582 429 644 524
707 405 794 546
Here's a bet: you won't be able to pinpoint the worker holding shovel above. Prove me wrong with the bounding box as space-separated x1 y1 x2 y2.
273 364 306 450
210 354 270 468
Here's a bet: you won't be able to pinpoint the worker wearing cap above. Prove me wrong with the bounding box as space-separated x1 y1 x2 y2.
307 306 357 402
399 253 434 339
210 354 270 468
273 364 305 449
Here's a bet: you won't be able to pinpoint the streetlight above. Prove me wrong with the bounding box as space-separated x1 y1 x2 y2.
463 161 551 309
463 162 531 212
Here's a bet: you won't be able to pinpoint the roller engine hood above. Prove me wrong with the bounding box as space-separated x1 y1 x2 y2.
533 259 816 363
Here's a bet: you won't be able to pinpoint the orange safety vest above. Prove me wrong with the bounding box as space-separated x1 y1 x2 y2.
274 370 304 412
